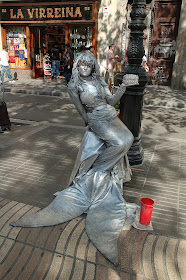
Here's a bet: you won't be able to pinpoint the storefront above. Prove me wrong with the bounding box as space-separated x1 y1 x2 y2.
0 1 98 79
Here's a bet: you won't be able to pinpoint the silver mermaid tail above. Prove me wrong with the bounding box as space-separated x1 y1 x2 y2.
11 126 139 265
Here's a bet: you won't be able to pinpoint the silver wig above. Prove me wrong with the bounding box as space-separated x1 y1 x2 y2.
70 51 104 87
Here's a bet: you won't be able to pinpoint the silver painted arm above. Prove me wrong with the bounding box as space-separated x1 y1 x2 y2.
104 74 139 106
68 84 88 124
104 84 126 106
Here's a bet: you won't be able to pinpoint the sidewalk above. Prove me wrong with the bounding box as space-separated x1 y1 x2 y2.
2 77 186 109
0 81 186 279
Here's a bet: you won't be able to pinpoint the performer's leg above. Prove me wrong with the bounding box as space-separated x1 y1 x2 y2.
91 117 134 171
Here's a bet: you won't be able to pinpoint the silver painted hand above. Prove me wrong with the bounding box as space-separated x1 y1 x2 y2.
122 74 139 86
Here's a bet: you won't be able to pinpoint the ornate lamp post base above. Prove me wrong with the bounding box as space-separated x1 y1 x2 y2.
118 0 148 166
119 84 145 166
128 134 144 166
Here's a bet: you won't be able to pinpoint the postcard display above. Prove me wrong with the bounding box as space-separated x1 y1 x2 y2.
43 53 51 78
6 27 27 69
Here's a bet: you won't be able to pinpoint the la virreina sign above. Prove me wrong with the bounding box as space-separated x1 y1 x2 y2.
0 4 93 21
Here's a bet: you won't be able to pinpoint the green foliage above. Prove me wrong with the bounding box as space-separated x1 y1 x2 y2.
115 101 120 110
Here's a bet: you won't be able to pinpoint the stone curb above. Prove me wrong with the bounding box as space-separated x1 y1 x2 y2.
3 84 186 109
4 86 70 98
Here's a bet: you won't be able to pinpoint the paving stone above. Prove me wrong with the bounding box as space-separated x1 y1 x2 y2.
177 240 186 280
153 235 168 280
3 245 33 280
95 265 108 280
120 227 138 272
31 250 53 280
56 217 82 255
107 267 121 280
71 259 85 280
44 253 65 280
84 262 96 280
142 234 156 279
66 219 86 257
44 224 66 251
76 230 89 260
59 256 75 279
0 199 11 209
166 238 179 280
0 237 14 264
16 247 45 280
131 231 148 275
120 271 131 280
1 204 32 239
0 242 23 279
16 227 32 243
86 241 97 263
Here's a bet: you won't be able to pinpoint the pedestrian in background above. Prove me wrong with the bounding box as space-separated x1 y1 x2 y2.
106 44 119 88
0 46 15 83
141 52 149 73
51 43 61 79
63 43 74 84
75 45 86 58
88 45 95 55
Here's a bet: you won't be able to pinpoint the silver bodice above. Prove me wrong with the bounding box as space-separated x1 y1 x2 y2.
79 80 107 110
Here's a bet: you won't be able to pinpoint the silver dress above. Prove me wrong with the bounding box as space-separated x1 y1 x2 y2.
11 77 139 265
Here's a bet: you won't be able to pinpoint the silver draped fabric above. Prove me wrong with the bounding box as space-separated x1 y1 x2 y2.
11 72 140 265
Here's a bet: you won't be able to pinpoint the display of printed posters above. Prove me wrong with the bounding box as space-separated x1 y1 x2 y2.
19 44 25 50
19 38 24 44
8 50 15 56
14 45 19 50
5 26 27 69
7 38 12 44
9 56 15 63
15 50 19 57
9 45 14 51
19 61 25 68
19 50 24 60
14 38 20 44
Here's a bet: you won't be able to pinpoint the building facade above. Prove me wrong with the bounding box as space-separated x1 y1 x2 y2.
0 0 185 89
0 1 98 79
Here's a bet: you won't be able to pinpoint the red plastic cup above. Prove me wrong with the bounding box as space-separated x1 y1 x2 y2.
139 197 154 226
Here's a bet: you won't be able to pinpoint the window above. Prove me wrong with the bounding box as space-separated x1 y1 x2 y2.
70 26 92 55
5 26 27 69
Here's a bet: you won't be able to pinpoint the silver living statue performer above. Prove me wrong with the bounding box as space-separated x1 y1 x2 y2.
11 51 140 265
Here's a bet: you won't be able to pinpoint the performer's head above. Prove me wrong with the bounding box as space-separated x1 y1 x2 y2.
71 51 100 84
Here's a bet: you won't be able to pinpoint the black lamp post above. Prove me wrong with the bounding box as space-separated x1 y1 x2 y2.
118 0 148 166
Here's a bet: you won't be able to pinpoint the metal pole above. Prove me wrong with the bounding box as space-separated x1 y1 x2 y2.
118 0 148 166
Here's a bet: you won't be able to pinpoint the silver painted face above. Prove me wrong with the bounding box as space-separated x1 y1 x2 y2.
78 63 92 77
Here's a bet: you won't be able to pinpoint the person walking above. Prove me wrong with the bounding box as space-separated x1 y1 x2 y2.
106 44 119 88
88 45 95 55
51 43 61 79
0 46 15 83
141 52 149 72
63 43 74 84
75 45 86 58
